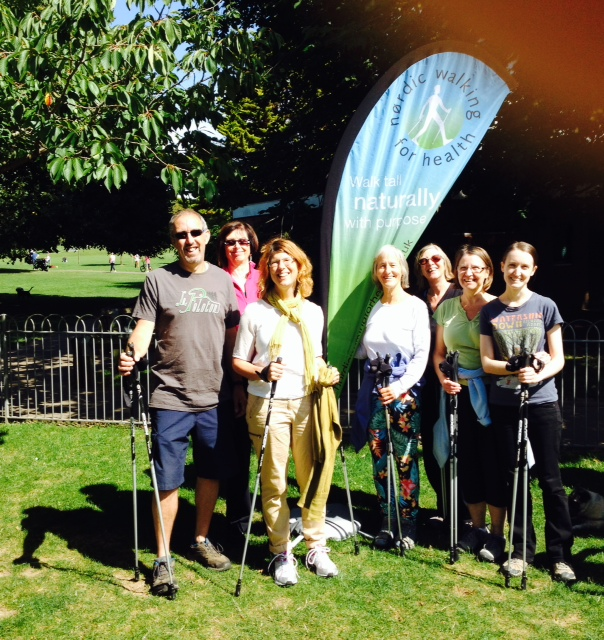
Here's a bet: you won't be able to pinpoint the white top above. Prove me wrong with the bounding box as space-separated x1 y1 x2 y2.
357 296 430 396
233 299 324 399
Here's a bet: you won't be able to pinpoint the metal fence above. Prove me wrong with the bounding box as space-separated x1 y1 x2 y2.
1 313 603 447
559 319 604 448
0 313 148 424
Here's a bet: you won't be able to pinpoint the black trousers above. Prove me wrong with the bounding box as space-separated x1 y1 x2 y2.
490 401 573 564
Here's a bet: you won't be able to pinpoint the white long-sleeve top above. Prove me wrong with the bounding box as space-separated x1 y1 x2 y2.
356 296 430 397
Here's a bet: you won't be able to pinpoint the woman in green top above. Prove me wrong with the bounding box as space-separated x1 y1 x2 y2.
433 245 506 561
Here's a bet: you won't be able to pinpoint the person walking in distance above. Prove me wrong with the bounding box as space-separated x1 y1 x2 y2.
119 209 246 596
109 253 116 272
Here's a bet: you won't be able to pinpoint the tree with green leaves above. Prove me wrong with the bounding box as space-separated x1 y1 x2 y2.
0 0 276 198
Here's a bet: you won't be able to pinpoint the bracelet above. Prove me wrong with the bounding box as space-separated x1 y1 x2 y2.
257 365 270 382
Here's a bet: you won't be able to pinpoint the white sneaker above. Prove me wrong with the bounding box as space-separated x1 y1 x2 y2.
502 557 528 578
268 552 298 587
306 546 339 578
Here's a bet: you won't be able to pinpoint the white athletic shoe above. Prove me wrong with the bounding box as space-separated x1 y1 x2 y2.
502 557 528 578
306 546 339 578
269 552 298 587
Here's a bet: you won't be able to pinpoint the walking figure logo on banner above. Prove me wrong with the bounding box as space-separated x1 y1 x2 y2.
411 85 453 147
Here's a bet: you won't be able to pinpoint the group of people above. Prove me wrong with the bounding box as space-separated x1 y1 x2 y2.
119 210 340 595
119 209 576 598
370 241 573 583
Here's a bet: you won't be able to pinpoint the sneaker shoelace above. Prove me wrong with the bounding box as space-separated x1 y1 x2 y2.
268 552 297 574
200 539 225 555
306 546 332 569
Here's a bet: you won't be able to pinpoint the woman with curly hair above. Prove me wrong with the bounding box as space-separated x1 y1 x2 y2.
233 237 340 587
353 244 430 551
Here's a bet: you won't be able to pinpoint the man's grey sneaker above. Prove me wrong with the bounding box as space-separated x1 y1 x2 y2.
502 557 528 578
306 546 339 578
151 557 178 597
189 538 232 571
478 534 506 564
552 561 576 584
456 526 489 555
268 552 298 587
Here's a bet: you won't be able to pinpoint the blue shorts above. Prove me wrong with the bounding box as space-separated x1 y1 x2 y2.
150 407 232 490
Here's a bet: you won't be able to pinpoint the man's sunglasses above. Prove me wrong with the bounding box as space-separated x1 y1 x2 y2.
419 255 443 266
174 229 207 240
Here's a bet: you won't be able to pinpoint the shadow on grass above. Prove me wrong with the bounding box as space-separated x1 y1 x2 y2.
11 483 204 575
561 464 604 495
0 267 32 274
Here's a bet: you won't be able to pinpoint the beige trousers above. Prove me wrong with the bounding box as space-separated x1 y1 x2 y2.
247 394 326 554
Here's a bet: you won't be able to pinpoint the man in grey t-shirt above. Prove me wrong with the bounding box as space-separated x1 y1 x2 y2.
119 209 245 596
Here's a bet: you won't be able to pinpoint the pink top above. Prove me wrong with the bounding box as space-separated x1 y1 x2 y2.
226 261 261 316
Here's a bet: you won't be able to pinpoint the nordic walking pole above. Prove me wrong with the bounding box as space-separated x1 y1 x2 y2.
125 344 140 582
129 344 177 600
439 351 460 564
505 349 531 590
339 442 360 555
235 357 282 597
449 352 460 564
380 354 404 555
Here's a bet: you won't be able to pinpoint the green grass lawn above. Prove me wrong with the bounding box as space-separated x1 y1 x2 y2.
0 248 176 316
0 422 603 640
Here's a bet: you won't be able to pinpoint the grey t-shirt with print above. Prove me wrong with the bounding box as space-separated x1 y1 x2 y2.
133 262 239 411
480 293 563 407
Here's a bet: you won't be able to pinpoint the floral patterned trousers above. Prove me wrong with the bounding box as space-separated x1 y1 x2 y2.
367 392 421 532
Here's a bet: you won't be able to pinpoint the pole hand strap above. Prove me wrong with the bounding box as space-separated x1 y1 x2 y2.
439 350 460 382
369 352 392 390
505 349 545 373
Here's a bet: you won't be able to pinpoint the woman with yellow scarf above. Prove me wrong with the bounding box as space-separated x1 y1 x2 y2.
233 238 340 588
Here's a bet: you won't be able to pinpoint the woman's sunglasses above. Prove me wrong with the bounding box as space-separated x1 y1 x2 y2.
419 255 443 266
224 239 251 247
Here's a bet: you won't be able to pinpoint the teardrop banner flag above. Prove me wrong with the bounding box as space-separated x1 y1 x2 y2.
320 42 517 391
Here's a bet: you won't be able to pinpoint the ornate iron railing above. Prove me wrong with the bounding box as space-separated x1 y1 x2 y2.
1 314 602 447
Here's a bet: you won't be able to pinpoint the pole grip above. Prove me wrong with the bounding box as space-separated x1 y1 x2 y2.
269 356 283 396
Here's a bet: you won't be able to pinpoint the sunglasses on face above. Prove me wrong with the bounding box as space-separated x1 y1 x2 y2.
224 239 250 247
174 228 206 240
419 255 443 266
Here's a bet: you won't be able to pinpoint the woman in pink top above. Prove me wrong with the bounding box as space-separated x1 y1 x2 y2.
217 221 261 532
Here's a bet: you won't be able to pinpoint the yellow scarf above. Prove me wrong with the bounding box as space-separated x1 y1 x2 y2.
267 292 315 393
